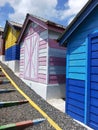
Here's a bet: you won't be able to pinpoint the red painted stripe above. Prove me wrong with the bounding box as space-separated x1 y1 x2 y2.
49 39 66 50
16 120 32 127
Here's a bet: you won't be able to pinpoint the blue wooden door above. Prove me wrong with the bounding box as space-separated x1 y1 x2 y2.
88 32 98 130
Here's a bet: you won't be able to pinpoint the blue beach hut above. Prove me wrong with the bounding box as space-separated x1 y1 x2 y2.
58 0 98 129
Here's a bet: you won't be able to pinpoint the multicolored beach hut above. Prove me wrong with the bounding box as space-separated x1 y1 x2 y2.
3 21 22 72
17 14 66 99
0 27 4 61
58 0 98 129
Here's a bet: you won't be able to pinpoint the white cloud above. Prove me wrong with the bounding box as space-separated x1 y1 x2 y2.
60 0 89 24
0 0 89 25
9 0 58 23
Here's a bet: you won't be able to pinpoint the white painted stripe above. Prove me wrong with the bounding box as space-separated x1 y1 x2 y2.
38 70 47 74
39 48 47 53
39 66 47 70
20 66 24 69
39 52 47 57
20 69 24 72
20 53 24 56
49 71 66 75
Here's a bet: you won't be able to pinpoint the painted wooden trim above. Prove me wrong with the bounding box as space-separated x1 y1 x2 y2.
49 39 66 50
59 0 98 46
66 48 69 113
48 25 64 33
84 36 91 124
46 31 49 85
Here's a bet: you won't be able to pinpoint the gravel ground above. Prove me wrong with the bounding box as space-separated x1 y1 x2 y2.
0 62 88 130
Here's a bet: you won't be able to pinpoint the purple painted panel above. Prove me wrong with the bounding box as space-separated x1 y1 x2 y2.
49 39 66 50
49 74 65 84
49 56 65 66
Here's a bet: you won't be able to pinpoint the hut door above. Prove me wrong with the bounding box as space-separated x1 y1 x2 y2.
24 33 39 80
88 32 98 130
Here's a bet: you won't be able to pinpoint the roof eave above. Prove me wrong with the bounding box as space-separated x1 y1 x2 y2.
58 0 98 46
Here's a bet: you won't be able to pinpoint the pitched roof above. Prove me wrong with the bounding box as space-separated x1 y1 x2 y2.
29 14 65 29
58 0 98 46
17 13 65 43
3 21 22 38
9 21 22 28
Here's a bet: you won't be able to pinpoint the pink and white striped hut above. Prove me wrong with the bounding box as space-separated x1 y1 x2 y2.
17 14 66 99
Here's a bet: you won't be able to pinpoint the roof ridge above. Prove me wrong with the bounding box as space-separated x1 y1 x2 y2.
9 20 22 26
28 13 66 29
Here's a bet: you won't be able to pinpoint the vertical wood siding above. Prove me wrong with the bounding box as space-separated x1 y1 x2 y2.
88 33 98 130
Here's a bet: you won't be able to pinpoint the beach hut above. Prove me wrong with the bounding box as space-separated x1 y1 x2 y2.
0 27 4 61
3 21 22 72
17 14 66 99
58 0 98 129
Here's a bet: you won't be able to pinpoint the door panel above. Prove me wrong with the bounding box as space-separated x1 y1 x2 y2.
88 32 98 130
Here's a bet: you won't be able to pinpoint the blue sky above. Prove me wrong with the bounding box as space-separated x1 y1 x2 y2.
0 2 14 27
0 0 88 28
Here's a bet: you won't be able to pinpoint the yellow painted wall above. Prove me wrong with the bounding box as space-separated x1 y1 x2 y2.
5 27 20 49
